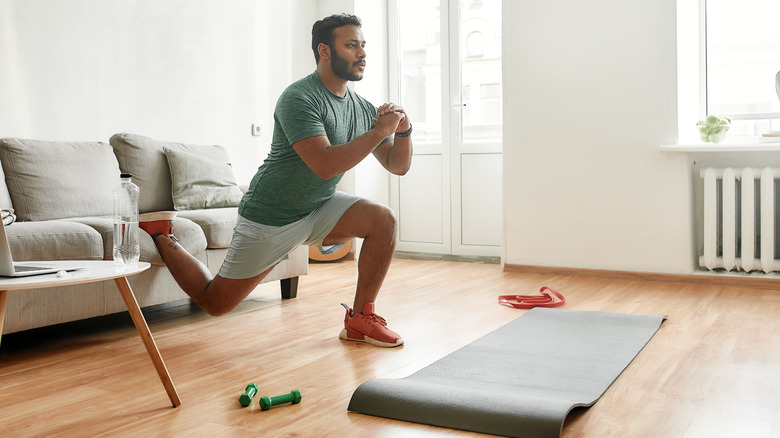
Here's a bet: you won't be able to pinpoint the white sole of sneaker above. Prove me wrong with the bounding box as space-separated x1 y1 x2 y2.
339 329 404 348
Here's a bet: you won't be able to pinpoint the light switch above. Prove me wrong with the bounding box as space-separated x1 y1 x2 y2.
251 124 262 136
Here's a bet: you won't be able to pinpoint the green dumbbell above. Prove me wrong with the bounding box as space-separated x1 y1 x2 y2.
239 383 259 407
258 390 302 411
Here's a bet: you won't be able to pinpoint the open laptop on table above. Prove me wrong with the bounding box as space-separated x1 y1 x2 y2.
0 221 83 277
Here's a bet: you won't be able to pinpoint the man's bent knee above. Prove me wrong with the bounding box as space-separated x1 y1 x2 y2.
196 274 267 317
202 302 234 317
371 204 397 235
195 288 238 317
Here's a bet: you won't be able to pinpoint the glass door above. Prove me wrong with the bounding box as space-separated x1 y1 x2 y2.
391 0 502 257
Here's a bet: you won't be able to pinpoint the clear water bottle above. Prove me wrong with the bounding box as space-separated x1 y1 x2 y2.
113 173 140 266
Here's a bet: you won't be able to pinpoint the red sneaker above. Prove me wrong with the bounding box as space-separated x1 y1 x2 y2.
139 212 177 238
340 302 404 348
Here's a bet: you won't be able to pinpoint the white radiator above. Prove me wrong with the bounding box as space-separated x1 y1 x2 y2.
700 167 778 273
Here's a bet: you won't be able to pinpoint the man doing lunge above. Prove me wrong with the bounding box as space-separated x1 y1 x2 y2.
139 13 412 347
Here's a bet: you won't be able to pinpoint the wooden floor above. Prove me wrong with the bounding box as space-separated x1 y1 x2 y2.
1 258 778 437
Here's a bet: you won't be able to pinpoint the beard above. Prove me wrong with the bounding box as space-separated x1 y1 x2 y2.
330 47 363 82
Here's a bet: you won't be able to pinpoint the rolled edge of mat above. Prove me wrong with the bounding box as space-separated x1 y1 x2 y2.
348 378 567 438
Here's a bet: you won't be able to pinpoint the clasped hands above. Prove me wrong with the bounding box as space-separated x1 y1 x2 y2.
373 103 410 137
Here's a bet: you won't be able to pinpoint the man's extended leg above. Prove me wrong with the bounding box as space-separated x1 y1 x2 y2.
140 218 274 316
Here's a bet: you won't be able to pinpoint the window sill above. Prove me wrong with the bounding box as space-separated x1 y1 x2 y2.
660 137 780 152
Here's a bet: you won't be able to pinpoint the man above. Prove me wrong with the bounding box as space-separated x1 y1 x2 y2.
140 13 412 348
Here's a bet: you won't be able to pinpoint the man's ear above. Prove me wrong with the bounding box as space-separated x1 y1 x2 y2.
318 43 330 61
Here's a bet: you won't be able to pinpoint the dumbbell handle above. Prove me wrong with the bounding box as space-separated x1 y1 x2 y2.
239 383 259 407
259 390 302 410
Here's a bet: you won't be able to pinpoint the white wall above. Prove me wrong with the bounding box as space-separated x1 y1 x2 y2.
0 0 316 184
502 0 696 274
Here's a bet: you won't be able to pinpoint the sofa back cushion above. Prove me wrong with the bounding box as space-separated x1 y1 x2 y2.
164 147 243 210
110 133 238 213
0 138 120 221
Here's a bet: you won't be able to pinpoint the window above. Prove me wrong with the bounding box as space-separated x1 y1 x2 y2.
705 0 780 136
397 0 443 144
465 31 486 58
396 0 502 145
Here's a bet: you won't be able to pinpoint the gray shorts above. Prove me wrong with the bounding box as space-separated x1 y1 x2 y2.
217 191 360 279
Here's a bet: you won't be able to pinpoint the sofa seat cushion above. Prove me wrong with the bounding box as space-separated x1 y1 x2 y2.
176 208 238 249
0 138 121 221
110 133 239 214
66 216 208 265
4 221 104 261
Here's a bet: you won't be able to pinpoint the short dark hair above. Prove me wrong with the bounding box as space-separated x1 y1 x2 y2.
311 13 362 63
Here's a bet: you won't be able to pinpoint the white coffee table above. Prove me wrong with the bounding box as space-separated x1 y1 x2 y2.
0 260 181 407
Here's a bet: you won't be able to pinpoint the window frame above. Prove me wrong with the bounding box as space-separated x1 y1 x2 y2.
676 0 708 144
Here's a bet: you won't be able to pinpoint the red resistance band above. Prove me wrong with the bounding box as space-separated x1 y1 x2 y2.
498 286 566 309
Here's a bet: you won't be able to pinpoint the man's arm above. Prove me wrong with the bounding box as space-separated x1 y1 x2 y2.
293 110 403 180
372 136 412 176
372 104 413 176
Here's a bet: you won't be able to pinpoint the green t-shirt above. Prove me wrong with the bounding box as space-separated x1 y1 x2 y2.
238 72 389 226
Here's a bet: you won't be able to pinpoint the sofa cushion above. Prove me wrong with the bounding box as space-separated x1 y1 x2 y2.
67 216 208 265
0 138 120 221
110 133 237 213
164 147 243 210
176 207 238 248
4 220 104 261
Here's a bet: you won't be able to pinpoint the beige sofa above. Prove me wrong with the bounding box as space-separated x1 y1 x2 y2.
0 134 308 334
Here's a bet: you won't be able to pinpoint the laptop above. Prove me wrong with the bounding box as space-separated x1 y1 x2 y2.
0 221 82 277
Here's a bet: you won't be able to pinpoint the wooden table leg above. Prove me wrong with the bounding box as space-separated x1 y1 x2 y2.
0 290 7 348
114 277 181 407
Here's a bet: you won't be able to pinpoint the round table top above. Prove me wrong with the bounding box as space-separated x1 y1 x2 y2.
0 261 151 290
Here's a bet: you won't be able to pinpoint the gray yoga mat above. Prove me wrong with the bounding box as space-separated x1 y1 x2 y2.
348 307 666 438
